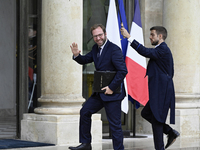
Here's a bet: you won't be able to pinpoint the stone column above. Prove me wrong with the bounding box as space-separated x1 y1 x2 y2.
35 0 84 116
21 0 102 146
163 0 200 138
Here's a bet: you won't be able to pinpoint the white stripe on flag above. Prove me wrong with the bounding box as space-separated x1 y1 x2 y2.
126 22 146 69
106 0 121 48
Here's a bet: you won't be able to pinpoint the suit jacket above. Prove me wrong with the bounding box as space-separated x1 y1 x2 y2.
131 40 175 124
74 40 128 101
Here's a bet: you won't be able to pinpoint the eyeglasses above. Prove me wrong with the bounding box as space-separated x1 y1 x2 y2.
93 33 104 39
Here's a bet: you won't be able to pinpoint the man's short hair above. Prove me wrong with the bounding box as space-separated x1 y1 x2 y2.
150 26 167 40
90 24 106 35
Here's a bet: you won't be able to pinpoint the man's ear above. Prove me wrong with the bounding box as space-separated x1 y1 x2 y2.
159 34 163 40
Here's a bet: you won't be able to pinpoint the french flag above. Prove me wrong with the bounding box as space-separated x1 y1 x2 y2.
125 0 149 106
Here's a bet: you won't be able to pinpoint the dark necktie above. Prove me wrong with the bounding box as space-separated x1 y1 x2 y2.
97 47 101 58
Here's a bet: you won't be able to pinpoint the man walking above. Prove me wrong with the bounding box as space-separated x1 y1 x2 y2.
121 26 179 150
69 24 127 150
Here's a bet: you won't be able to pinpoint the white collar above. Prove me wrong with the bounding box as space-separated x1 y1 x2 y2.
155 43 161 48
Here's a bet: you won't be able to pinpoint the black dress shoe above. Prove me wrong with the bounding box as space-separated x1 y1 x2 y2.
165 129 180 149
68 143 92 150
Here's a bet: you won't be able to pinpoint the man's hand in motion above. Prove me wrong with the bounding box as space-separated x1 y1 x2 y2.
70 42 81 57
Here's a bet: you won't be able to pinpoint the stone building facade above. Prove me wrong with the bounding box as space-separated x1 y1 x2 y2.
0 0 200 145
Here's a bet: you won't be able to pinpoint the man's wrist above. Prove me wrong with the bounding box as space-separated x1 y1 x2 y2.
128 36 134 43
73 54 79 59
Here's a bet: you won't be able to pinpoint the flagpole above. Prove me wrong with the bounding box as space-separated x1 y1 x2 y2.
133 101 136 137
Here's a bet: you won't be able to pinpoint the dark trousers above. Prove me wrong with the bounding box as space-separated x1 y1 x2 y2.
79 94 124 150
141 102 172 150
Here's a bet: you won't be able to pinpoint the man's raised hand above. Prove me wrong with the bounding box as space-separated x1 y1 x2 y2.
70 42 81 57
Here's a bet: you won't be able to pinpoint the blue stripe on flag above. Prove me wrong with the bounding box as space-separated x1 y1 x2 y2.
117 0 128 60
133 0 142 28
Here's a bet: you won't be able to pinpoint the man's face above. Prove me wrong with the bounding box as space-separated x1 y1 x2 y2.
149 30 159 46
92 27 107 47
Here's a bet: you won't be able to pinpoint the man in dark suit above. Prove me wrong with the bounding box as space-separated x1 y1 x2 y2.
121 26 179 150
69 24 127 150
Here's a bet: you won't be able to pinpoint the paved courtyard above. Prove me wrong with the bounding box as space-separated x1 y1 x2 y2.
0 118 200 150
3 134 200 150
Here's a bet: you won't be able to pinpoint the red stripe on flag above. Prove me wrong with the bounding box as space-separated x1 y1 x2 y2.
125 57 149 106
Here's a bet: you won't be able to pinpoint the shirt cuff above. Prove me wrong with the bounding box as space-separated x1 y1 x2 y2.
128 36 134 43
73 55 78 59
